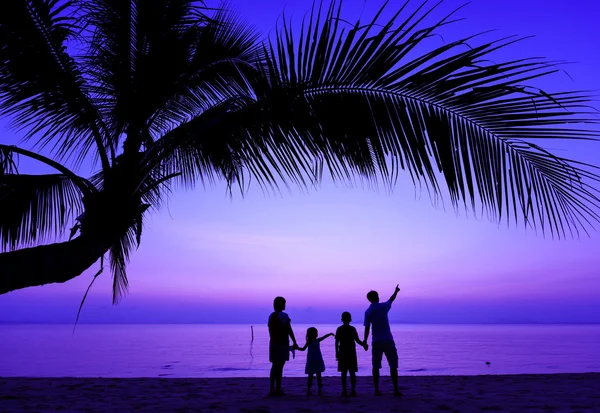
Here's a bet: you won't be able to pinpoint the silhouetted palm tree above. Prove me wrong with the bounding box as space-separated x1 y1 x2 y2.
1 0 599 301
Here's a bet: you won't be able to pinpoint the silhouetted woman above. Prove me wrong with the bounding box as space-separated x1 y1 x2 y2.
268 296 298 396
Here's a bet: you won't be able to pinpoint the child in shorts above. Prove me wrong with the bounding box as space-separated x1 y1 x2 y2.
335 311 368 396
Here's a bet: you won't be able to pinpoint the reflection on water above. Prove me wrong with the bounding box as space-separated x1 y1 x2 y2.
1 324 599 378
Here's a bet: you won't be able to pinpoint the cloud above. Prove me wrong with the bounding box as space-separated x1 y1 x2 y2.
165 221 315 251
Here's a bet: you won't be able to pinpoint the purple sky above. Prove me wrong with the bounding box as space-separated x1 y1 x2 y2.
1 0 600 324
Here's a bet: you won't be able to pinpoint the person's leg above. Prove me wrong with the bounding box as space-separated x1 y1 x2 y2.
372 341 383 395
307 373 314 395
276 361 286 395
372 367 381 395
317 373 323 395
350 371 357 396
269 363 276 395
385 341 402 396
341 369 348 396
391 366 399 394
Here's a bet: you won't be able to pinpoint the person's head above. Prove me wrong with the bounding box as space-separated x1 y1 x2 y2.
273 296 286 312
367 290 379 303
341 311 352 324
306 327 318 342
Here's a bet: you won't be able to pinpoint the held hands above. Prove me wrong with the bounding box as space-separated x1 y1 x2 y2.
363 343 369 351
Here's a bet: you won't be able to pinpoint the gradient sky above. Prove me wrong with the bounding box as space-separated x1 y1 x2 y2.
1 0 600 324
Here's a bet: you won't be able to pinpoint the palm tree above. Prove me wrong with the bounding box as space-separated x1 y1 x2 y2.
1 0 599 302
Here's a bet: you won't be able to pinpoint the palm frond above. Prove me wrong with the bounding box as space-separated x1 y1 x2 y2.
108 231 131 304
108 209 147 304
0 173 84 251
244 0 600 238
106 1 600 239
0 0 110 169
136 171 181 212
139 97 250 197
80 0 260 155
0 144 98 250
0 146 19 176
148 4 263 139
0 144 98 195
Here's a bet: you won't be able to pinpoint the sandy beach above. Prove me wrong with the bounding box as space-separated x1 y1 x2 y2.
0 373 598 412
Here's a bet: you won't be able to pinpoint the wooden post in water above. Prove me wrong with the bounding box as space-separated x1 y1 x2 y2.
251 325 254 342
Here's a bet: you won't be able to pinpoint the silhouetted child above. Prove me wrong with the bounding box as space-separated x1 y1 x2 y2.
298 327 334 396
335 311 368 396
268 296 298 397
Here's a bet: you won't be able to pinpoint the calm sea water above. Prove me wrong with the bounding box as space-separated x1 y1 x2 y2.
1 324 599 378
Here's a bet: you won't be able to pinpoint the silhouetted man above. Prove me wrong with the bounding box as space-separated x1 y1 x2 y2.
363 284 402 396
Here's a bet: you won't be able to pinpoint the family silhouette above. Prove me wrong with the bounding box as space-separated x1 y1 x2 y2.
267 285 402 397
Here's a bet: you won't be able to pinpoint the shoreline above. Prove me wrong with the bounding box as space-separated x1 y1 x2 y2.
1 373 599 412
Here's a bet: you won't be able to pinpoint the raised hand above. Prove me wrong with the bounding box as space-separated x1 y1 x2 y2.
388 284 402 304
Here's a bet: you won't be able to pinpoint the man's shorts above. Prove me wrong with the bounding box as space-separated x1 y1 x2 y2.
372 339 398 369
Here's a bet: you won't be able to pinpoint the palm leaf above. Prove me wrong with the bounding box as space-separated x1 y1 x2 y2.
141 97 250 197
0 0 110 169
0 173 84 251
247 1 600 238
0 146 19 176
148 4 263 138
108 208 148 304
0 144 98 251
80 0 260 155
120 1 600 239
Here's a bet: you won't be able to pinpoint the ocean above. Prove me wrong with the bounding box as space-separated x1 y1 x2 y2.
1 324 599 378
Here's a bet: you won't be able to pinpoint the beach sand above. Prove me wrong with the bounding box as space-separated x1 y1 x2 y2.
0 374 598 412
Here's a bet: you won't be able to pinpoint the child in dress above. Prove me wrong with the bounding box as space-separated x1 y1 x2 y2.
335 311 368 396
298 327 334 396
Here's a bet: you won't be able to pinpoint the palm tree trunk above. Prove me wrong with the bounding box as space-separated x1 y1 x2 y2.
0 236 109 295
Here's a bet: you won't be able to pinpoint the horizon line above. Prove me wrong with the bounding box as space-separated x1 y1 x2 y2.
2 321 600 325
